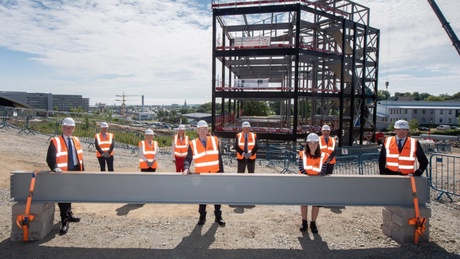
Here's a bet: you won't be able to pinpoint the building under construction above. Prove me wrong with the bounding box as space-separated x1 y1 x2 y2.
211 0 379 147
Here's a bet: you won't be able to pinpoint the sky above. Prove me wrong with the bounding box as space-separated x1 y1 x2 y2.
0 0 459 106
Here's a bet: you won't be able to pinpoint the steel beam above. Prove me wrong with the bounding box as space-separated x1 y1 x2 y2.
10 171 427 206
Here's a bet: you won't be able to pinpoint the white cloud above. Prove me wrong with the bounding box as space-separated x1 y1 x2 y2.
0 0 213 105
0 0 459 106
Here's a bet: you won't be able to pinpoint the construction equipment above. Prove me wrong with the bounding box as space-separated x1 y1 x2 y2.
428 0 460 55
115 92 141 115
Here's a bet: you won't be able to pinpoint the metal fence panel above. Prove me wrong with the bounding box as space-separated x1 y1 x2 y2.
429 153 459 201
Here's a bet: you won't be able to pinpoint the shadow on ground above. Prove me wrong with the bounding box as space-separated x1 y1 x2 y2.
1 223 457 259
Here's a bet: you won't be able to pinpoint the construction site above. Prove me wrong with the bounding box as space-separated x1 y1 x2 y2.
210 0 379 148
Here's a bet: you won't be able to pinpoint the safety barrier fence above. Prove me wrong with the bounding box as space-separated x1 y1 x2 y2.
429 153 460 202
420 142 453 154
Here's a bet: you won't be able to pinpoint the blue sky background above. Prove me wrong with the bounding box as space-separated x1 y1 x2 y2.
0 0 459 106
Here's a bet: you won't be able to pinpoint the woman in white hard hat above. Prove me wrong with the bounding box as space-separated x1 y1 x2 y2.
138 128 159 172
171 124 189 172
297 133 327 234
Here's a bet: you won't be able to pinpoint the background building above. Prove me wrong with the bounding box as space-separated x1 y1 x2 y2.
376 100 460 130
0 91 89 112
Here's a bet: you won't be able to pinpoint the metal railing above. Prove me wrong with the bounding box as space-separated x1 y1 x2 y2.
429 153 459 202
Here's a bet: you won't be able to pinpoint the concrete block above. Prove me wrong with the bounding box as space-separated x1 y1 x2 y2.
11 202 55 241
382 206 431 244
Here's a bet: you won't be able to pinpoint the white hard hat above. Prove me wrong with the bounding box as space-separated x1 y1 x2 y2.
62 117 75 126
197 120 208 128
100 122 109 128
178 124 186 130
394 120 409 130
306 133 320 142
321 125 331 131
242 121 251 128
145 128 154 135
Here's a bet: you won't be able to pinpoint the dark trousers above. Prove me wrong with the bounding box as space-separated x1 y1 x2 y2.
97 156 114 171
237 159 256 173
326 164 335 175
141 168 156 172
175 156 185 172
58 166 81 221
58 203 71 221
199 204 222 214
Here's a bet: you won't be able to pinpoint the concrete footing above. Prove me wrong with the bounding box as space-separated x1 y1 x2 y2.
11 202 55 241
382 206 431 243
10 203 431 243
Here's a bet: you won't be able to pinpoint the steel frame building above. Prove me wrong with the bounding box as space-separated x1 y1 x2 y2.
211 0 379 147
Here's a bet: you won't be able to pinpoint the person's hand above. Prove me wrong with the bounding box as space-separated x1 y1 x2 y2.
172 160 175 164
54 168 63 173
246 152 252 159
102 152 109 157
147 161 153 168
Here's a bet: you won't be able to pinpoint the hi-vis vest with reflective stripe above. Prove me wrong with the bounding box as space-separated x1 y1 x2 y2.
319 136 336 164
139 140 158 169
51 135 83 171
236 132 257 160
384 136 417 174
190 136 220 173
95 133 114 157
174 135 189 158
298 150 324 175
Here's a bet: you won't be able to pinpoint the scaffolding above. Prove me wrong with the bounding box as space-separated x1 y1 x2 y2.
211 0 379 147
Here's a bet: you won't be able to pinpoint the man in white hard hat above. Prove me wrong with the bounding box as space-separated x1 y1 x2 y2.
171 124 189 172
234 121 259 174
138 128 159 172
183 120 226 226
319 124 336 174
95 122 115 172
379 120 428 176
46 117 83 235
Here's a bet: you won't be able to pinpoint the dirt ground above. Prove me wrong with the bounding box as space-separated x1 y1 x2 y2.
0 126 459 259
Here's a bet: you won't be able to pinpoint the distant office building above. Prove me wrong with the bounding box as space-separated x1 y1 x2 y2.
0 91 89 112
376 100 460 130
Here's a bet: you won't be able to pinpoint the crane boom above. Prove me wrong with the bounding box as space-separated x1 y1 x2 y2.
427 0 460 55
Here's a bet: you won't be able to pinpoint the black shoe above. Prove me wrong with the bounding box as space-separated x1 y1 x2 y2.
69 216 80 222
68 212 81 222
299 220 307 232
310 221 318 234
215 217 226 226
197 218 206 226
59 220 69 235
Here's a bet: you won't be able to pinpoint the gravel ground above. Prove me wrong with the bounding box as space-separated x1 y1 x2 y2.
0 127 459 259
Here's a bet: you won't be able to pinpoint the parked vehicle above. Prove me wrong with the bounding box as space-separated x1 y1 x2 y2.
436 125 451 130
418 126 429 131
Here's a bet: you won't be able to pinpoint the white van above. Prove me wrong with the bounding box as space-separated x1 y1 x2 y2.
436 125 451 130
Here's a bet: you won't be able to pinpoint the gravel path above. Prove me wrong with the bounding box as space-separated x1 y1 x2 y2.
0 127 459 258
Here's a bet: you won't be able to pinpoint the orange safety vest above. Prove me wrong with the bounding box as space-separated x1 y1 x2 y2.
190 136 220 173
319 136 336 164
173 135 189 158
298 150 324 175
384 136 417 174
95 133 114 157
139 140 158 169
51 136 83 171
236 132 257 160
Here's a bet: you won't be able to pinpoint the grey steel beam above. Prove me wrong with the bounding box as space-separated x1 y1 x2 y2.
10 171 427 206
